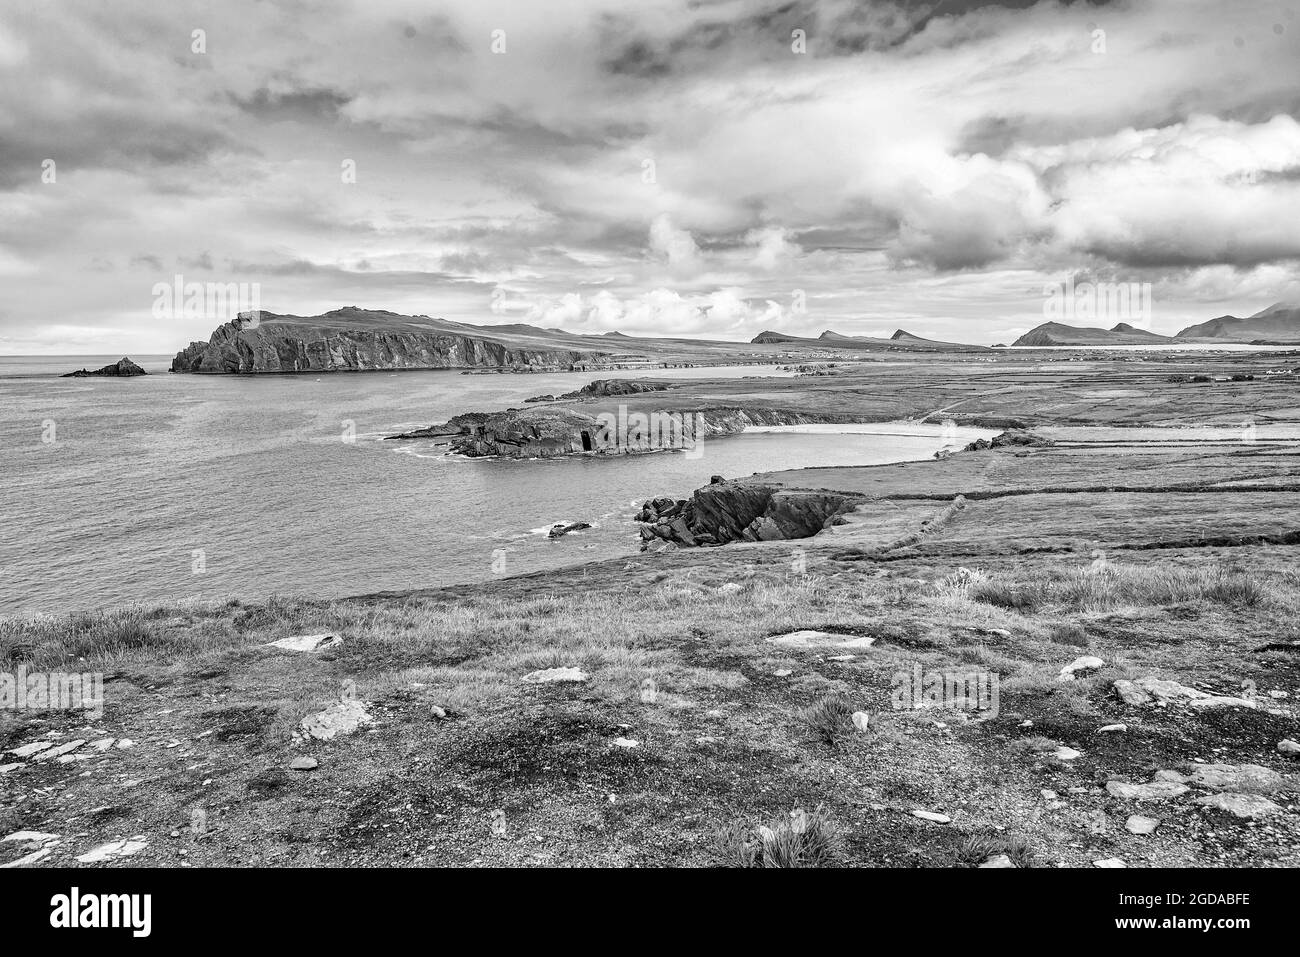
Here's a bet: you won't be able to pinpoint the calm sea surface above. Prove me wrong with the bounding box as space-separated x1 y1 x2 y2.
1 355 992 617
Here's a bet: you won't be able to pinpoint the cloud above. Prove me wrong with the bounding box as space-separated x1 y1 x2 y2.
2 0 1299 352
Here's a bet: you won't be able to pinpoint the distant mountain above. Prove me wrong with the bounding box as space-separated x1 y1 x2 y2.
1011 321 1171 347
752 328 986 352
1175 302 1300 342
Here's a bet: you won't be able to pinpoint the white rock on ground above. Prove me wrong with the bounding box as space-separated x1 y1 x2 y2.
33 740 85 762
1053 746 1082 761
851 712 871 732
520 667 588 684
911 810 951 823
0 764 22 774
1188 696 1257 710
289 757 318 771
1113 677 1206 706
299 700 373 741
76 838 148 864
265 633 342 653
1125 815 1160 835
1187 763 1284 794
766 630 876 650
7 741 54 759
1279 739 1300 756
1098 724 1127 733
1106 780 1190 800
1193 793 1283 819
1058 656 1105 681
613 738 639 748
2 831 59 844
1 848 53 868
979 854 1015 868
1093 858 1126 868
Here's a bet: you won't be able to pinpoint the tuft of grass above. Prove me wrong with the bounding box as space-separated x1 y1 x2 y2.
716 806 840 868
1045 621 1088 646
797 693 856 746
954 833 1035 868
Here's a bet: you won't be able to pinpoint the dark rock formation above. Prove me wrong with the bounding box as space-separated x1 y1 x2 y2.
386 405 859 458
524 394 555 403
964 429 1054 451
171 308 603 373
636 480 859 548
548 522 592 539
61 357 147 378
559 378 670 399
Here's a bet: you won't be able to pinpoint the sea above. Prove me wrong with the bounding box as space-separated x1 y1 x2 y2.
0 355 993 617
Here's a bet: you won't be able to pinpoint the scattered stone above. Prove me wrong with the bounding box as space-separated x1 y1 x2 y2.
1113 680 1151 706
2 831 59 844
265 633 342 653
1126 815 1160 835
1154 769 1190 783
7 741 54 759
1187 763 1284 795
33 740 85 762
612 738 639 749
1053 746 1082 761
0 763 21 774
88 738 116 751
717 583 743 594
1193 793 1283 819
299 700 373 741
773 669 793 677
521 667 588 684
1098 724 1127 733
851 712 871 732
1105 780 1190 801
1058 656 1105 681
979 854 1015 868
1 848 53 868
1093 858 1126 868
766 630 875 650
1041 789 1058 800
911 810 951 824
116 739 134 750
289 757 318 771
76 838 148 863
827 654 856 661
1278 739 1300 756
430 705 448 720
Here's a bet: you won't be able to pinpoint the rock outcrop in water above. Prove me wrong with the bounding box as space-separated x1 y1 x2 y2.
170 308 602 373
385 404 857 457
61 357 147 378
637 480 860 547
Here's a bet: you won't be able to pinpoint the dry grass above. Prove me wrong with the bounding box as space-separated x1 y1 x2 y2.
715 806 840 868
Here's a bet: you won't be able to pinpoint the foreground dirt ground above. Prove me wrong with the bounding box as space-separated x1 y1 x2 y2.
4 434 1300 867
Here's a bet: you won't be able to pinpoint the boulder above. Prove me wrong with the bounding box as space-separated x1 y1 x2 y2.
548 521 592 539
1193 793 1283 819
61 357 147 378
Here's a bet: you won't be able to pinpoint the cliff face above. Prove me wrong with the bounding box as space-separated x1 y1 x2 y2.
170 309 601 373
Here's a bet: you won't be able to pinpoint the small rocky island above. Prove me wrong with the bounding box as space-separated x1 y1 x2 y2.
61 357 147 378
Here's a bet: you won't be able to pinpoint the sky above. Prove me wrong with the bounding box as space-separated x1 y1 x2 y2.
2 0 1300 353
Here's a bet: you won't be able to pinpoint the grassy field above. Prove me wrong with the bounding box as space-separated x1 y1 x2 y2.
3 542 1298 867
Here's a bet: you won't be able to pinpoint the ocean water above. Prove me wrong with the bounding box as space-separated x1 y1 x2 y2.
0 356 992 617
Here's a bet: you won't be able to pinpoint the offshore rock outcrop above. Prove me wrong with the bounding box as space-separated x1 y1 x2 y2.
385 404 859 458
171 308 601 373
61 357 147 378
637 480 861 548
